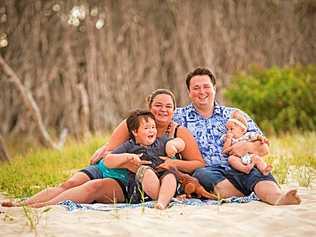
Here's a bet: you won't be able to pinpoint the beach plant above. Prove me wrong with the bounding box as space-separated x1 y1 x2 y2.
293 166 313 188
22 205 51 233
137 185 146 214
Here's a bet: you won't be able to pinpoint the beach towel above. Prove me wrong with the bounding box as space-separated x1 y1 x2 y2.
59 192 259 212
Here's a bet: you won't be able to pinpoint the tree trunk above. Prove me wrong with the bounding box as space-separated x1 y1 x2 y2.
0 135 10 162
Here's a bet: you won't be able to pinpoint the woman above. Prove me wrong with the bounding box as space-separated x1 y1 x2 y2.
2 89 204 208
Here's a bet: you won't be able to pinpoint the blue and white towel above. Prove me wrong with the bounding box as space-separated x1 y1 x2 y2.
59 192 259 212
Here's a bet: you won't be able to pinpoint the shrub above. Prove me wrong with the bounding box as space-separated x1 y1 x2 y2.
224 65 316 134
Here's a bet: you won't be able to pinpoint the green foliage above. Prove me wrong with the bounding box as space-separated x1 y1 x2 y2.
0 135 106 198
224 65 316 134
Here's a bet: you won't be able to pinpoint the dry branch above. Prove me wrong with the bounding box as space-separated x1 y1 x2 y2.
0 55 67 150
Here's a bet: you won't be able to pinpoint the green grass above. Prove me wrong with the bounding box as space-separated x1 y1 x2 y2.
0 132 315 199
0 135 107 198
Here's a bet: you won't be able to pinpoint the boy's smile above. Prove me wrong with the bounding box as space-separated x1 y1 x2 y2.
132 118 157 146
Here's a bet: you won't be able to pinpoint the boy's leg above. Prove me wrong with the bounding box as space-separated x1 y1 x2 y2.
141 168 160 200
252 155 272 175
228 155 254 174
30 178 125 208
156 173 177 209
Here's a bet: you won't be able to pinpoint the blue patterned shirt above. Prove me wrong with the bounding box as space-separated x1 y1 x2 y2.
173 103 262 169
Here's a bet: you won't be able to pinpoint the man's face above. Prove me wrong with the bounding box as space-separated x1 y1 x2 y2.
132 118 157 146
188 75 215 111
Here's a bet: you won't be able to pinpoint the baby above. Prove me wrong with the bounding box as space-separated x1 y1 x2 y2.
222 110 272 175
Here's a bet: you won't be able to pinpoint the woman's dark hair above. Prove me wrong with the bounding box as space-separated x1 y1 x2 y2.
126 110 156 139
186 67 216 90
146 89 176 110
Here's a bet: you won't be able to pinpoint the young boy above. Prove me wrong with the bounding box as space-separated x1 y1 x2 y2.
103 110 185 209
222 110 272 175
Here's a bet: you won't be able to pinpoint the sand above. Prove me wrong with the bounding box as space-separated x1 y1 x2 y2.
1 183 315 237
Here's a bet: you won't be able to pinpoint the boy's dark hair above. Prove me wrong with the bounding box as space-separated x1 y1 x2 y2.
185 67 216 90
126 110 156 139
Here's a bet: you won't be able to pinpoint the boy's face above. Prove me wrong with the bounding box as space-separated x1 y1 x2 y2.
132 117 157 146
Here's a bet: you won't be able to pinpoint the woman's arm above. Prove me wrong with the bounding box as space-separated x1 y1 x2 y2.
158 126 205 173
90 119 130 164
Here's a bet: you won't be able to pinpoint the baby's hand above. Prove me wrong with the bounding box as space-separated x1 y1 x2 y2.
166 144 178 157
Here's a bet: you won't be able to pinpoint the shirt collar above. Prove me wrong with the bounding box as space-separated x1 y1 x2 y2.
188 101 222 117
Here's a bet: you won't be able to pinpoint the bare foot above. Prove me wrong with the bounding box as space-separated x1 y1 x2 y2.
155 202 166 210
262 164 273 176
275 189 301 205
1 201 15 207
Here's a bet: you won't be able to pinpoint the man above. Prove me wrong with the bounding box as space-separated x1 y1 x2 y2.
173 67 301 205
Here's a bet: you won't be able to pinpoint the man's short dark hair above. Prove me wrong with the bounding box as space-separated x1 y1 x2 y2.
186 67 216 90
126 110 155 139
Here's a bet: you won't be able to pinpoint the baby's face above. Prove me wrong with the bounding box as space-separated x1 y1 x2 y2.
227 121 246 138
133 118 157 146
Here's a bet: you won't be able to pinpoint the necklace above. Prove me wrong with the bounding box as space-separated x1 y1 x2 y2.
165 122 172 136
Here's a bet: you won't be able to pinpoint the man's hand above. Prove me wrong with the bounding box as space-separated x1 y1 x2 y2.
223 141 250 157
90 146 109 164
224 140 269 157
257 135 269 145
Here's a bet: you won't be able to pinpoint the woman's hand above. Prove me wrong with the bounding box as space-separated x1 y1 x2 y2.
156 156 176 171
90 145 109 164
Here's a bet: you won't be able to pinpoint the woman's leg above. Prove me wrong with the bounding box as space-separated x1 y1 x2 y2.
254 180 301 205
31 178 125 208
4 172 91 207
156 173 177 209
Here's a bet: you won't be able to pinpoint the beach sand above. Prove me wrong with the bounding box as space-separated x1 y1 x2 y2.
1 182 315 237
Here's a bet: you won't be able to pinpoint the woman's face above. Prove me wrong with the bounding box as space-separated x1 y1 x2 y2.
150 94 174 125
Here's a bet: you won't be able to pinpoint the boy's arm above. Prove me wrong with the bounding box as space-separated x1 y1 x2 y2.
165 138 185 157
103 153 151 169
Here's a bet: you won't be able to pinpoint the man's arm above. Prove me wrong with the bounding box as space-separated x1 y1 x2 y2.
224 140 269 157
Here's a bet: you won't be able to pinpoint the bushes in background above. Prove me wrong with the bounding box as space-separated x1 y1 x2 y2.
224 65 316 134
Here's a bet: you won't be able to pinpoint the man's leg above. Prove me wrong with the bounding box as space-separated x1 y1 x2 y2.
193 167 243 199
254 180 301 205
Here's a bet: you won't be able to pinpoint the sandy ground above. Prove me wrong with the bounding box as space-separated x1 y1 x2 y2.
1 182 315 237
